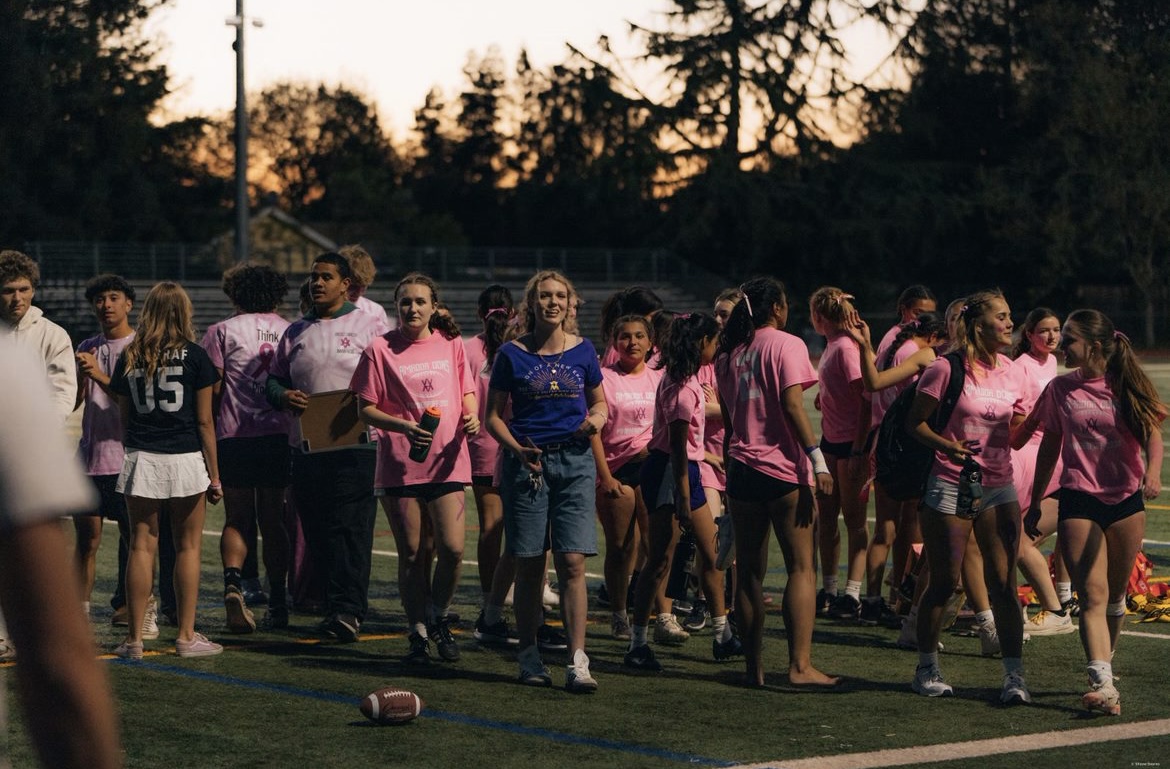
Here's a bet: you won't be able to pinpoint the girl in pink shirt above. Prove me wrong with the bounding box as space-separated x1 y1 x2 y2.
845 312 946 623
1024 309 1164 715
809 286 870 620
906 289 1030 704
350 273 479 665
1007 308 1076 638
598 286 663 367
624 313 741 671
591 315 662 641
715 277 837 689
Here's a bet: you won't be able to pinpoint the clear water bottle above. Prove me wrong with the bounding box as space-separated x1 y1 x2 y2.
408 406 442 462
956 458 983 519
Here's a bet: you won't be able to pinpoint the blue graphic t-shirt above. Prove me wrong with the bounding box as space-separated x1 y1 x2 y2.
490 337 603 446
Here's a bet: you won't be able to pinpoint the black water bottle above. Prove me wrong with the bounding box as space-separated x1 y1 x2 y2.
409 406 442 462
956 457 983 519
665 530 697 600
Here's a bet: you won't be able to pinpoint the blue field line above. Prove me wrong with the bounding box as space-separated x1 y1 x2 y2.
111 659 737 766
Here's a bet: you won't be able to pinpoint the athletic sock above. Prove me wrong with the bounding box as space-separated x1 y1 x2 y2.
918 651 939 670
1002 656 1023 674
630 624 648 650
845 580 862 600
1057 582 1073 604
1087 659 1113 687
975 609 994 627
712 614 731 642
224 567 243 592
413 622 428 639
823 575 838 595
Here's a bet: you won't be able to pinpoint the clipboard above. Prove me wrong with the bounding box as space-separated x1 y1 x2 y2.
298 390 371 453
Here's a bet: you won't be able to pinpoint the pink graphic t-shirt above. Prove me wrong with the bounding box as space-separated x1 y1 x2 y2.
716 327 818 486
202 313 293 440
354 295 392 329
269 305 389 448
1010 352 1062 501
697 362 726 490
76 332 134 476
599 362 662 473
1033 370 1147 504
917 354 1026 486
817 331 865 443
350 330 475 488
464 334 503 478
648 373 705 462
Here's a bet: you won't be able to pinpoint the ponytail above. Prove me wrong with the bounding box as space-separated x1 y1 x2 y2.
477 284 514 369
880 312 947 370
717 276 787 361
657 313 719 382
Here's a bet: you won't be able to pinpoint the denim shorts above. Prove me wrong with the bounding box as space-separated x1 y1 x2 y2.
922 475 1018 517
500 441 598 558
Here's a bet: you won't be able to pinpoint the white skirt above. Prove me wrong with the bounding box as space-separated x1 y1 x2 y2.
117 450 210 499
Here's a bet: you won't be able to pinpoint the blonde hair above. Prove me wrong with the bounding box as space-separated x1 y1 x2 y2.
809 285 856 328
122 282 196 381
339 244 376 288
951 289 1006 375
523 270 579 334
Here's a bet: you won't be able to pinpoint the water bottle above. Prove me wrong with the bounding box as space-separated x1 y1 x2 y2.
956 457 983 519
408 406 442 462
665 530 697 601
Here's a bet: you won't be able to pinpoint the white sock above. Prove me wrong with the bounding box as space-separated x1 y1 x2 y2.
1057 582 1073 603
630 624 649 650
413 622 428 638
918 651 939 670
612 611 628 625
1002 657 1023 675
975 609 994 627
484 603 503 626
712 613 732 642
845 580 862 600
1088 659 1113 687
823 575 839 595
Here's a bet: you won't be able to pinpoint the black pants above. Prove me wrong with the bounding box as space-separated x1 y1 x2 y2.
291 448 377 620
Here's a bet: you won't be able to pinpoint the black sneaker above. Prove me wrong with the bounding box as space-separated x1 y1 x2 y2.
326 613 360 643
816 588 834 617
683 599 710 633
1062 596 1081 617
623 643 663 672
263 605 289 630
712 634 744 661
859 596 883 626
537 623 568 652
429 616 460 662
405 632 432 664
473 612 518 646
242 578 268 607
829 593 862 621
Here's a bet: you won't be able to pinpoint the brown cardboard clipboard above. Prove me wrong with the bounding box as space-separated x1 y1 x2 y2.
298 390 371 453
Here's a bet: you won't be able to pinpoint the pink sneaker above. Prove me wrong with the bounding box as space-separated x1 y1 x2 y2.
175 633 223 658
114 640 144 660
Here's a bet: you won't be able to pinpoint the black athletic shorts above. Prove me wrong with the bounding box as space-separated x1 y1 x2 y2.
725 458 800 503
1059 489 1144 529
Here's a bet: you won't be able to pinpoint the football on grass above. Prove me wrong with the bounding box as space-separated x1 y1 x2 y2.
360 687 425 725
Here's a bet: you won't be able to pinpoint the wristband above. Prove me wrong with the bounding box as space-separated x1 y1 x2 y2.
806 446 829 476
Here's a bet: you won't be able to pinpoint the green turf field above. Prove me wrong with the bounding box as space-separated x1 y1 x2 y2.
6 367 1170 768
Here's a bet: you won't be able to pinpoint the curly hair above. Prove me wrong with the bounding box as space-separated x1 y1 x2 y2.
222 263 289 314
84 273 135 302
0 250 39 288
656 312 719 382
522 270 579 334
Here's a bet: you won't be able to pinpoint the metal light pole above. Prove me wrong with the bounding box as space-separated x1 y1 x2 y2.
226 2 263 263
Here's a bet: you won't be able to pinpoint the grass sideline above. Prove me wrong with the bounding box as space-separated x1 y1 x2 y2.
5 368 1170 767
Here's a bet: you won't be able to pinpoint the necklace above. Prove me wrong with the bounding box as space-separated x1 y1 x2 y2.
536 332 568 372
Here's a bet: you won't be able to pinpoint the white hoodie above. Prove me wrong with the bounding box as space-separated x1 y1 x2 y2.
0 305 77 420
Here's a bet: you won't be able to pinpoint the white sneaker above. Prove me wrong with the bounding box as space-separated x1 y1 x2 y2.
565 649 597 693
1025 609 1075 636
1001 670 1031 705
142 596 160 640
654 614 690 646
1083 682 1121 715
911 665 953 697
611 613 632 641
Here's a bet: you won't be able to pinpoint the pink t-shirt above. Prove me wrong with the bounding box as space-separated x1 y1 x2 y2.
599 362 662 473
350 330 475 487
1010 352 1061 501
716 327 817 486
600 344 621 367
269 305 389 448
870 338 922 429
202 313 294 440
917 353 1026 486
875 323 902 362
817 331 865 443
648 373 705 461
76 332 134 476
464 334 502 478
1033 370 1146 504
355 295 392 329
698 362 726 490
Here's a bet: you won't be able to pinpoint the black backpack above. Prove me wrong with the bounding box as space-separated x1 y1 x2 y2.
873 351 965 501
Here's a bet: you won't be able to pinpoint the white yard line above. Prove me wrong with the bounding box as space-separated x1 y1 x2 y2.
726 719 1170 769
